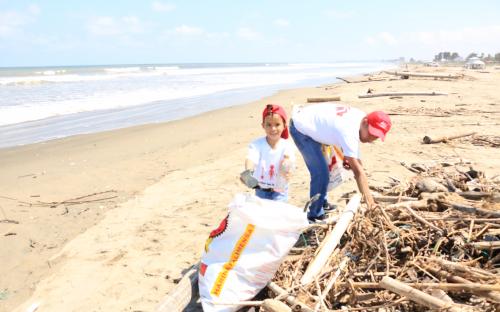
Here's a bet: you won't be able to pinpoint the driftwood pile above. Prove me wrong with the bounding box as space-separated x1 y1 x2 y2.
457 135 500 148
264 160 499 312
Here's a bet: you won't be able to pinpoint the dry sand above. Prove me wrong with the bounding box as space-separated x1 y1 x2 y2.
1 65 499 311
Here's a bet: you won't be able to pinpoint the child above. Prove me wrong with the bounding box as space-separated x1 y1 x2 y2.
242 104 295 202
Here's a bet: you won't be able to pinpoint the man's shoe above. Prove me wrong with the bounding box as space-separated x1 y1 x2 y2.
307 214 326 223
323 202 337 212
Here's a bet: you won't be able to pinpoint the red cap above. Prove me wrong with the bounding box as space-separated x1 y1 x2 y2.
366 111 391 141
262 104 289 139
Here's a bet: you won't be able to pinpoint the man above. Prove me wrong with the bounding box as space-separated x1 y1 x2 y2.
289 103 391 222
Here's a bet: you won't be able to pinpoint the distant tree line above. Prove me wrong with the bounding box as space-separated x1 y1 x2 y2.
433 51 500 62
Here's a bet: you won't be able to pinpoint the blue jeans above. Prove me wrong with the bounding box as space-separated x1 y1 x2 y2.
255 189 288 202
289 120 328 219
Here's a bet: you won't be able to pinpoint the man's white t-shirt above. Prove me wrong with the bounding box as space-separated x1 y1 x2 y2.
246 137 296 189
291 103 366 159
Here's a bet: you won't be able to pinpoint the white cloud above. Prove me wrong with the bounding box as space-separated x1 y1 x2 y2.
152 1 175 12
174 25 204 35
86 16 145 36
408 25 500 46
378 32 397 45
237 27 260 40
0 6 39 38
274 19 290 27
27 4 41 15
364 32 397 46
324 9 354 19
364 37 376 45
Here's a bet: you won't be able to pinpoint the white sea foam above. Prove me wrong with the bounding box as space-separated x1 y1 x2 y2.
0 62 395 147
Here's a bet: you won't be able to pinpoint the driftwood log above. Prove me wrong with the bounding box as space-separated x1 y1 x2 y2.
156 265 198 312
383 71 462 79
267 282 314 312
422 132 476 144
306 96 341 103
359 91 448 98
300 194 361 285
379 277 466 312
336 76 387 83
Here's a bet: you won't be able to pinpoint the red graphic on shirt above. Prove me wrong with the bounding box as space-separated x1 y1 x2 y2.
269 164 275 178
335 106 350 116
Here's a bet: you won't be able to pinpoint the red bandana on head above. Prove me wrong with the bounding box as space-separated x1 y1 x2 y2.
262 104 289 139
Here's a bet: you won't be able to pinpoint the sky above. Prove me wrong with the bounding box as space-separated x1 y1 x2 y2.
1 0 500 67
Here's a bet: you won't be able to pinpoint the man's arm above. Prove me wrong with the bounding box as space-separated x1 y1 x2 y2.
344 156 376 209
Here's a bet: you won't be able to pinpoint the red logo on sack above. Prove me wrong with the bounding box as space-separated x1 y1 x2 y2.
210 215 228 238
200 262 207 276
205 215 229 252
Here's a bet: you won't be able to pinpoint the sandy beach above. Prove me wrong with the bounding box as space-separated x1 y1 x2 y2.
1 64 499 311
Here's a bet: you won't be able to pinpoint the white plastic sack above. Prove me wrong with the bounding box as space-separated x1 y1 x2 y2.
322 145 354 191
198 193 308 312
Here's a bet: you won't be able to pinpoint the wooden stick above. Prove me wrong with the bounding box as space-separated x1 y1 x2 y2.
379 277 460 311
212 299 292 312
383 71 462 79
379 219 391 275
372 195 418 203
425 265 500 303
426 257 498 280
359 91 447 98
338 281 500 292
468 241 500 250
316 256 349 309
314 278 327 312
268 282 314 312
307 96 341 103
301 194 361 285
422 132 476 144
425 217 500 223
403 203 444 234
467 219 475 242
336 76 352 83
459 191 493 201
438 200 500 218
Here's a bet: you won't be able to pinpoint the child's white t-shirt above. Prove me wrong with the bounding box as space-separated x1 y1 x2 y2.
291 103 366 159
246 137 296 190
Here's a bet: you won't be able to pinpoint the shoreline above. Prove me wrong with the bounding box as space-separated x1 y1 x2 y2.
0 62 394 150
2 64 500 311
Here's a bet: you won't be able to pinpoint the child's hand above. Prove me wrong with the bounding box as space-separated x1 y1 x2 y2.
280 158 292 180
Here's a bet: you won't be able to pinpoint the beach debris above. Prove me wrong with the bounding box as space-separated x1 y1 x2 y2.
0 219 19 224
336 76 387 83
306 96 341 103
458 135 500 147
3 190 118 209
383 71 463 80
156 264 199 312
301 194 361 285
359 91 448 98
258 158 500 311
422 132 476 144
0 289 8 300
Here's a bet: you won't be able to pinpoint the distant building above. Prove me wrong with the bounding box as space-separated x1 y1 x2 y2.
465 57 486 69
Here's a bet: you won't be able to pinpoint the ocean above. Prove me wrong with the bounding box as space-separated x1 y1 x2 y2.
0 62 394 149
